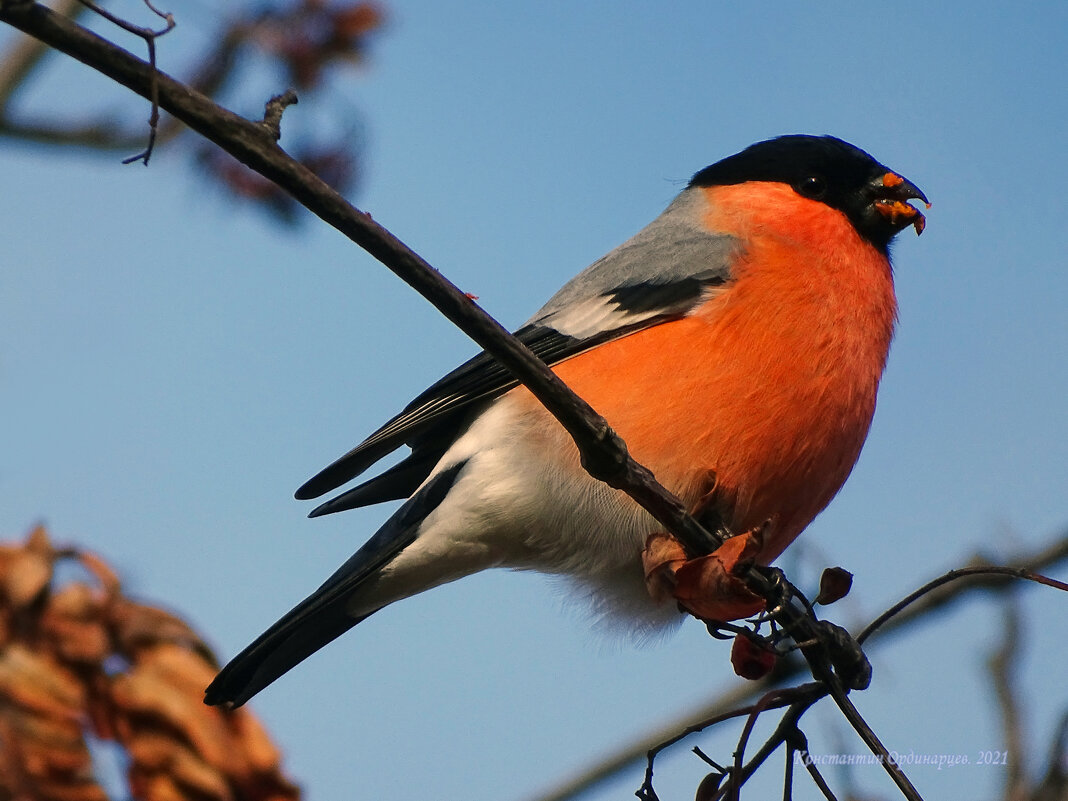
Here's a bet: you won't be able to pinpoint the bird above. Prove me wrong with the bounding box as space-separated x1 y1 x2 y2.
205 134 928 707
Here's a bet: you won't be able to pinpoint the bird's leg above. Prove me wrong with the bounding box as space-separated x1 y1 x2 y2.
752 566 812 627
646 530 767 621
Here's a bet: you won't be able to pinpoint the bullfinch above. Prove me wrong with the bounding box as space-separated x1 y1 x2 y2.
205 134 927 707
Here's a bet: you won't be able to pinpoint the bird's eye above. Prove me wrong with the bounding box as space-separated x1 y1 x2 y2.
798 175 827 199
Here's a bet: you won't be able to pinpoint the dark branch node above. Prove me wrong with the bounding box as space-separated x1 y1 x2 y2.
813 621 871 691
260 89 298 142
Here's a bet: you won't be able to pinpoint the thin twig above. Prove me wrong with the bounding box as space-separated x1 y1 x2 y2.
787 728 839 801
0 0 241 153
74 0 174 164
650 681 822 770
709 697 818 800
0 116 143 147
858 565 1068 645
728 688 806 800
637 682 822 800
787 626 924 800
783 737 795 801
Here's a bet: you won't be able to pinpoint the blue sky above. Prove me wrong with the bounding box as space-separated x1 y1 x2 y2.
2 2 1066 799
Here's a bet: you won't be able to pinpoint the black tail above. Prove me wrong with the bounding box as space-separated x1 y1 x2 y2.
205 601 377 707
204 460 468 707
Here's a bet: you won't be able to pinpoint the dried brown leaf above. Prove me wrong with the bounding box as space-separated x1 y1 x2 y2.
641 532 688 603
48 583 100 619
136 642 219 694
20 738 89 777
127 731 179 771
815 566 853 606
77 551 121 596
111 598 211 657
673 533 766 621
3 548 53 607
231 708 282 773
29 779 109 801
10 705 83 744
8 713 89 775
127 735 233 801
168 745 233 801
87 693 118 741
138 773 186 801
0 644 86 719
44 615 110 665
26 524 55 556
111 664 238 773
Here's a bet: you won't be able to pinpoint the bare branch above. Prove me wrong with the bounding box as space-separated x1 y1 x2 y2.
73 0 175 164
989 603 1028 801
787 728 840 801
731 689 809 799
0 0 82 107
858 563 1068 645
709 697 817 800
1032 710 1068 801
636 684 824 801
75 0 174 39
0 115 145 147
822 681 923 801
0 0 727 561
521 533 1068 801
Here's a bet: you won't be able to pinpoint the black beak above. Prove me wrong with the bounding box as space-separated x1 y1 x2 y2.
876 171 929 206
871 171 929 235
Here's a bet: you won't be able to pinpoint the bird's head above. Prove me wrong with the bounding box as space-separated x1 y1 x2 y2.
690 135 929 252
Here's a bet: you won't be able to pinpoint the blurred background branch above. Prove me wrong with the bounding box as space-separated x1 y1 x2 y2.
0 0 383 223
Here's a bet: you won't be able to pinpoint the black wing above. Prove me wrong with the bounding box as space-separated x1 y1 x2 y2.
297 272 729 517
297 322 634 516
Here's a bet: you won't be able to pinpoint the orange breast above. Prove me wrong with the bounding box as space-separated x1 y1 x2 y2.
527 183 897 562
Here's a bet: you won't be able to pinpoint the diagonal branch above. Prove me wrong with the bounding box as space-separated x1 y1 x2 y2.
0 20 886 747
0 0 725 561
